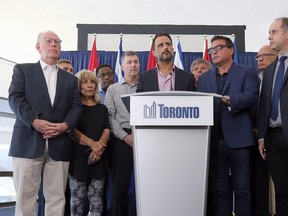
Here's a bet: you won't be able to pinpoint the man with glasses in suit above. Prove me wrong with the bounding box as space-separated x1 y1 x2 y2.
197 35 259 216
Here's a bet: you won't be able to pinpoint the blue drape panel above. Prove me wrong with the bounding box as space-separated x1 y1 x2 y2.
60 51 258 74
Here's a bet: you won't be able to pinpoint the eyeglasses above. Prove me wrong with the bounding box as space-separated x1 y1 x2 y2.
42 37 62 46
98 71 114 78
254 53 276 61
208 45 231 54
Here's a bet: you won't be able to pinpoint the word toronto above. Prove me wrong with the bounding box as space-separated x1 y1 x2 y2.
144 102 200 119
159 104 200 118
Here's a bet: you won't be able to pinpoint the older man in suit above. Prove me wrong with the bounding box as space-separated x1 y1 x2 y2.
197 35 259 216
258 17 288 216
136 32 195 92
8 31 82 216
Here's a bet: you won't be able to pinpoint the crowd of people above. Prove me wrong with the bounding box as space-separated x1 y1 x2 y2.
8 16 288 216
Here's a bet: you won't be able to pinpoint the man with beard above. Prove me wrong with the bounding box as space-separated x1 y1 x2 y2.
137 32 195 92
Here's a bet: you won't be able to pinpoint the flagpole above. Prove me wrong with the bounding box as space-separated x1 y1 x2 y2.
93 33 96 74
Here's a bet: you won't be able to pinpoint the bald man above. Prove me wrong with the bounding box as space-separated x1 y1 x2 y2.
251 44 277 216
256 45 277 80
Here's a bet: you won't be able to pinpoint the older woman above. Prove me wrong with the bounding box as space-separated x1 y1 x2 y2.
69 70 110 216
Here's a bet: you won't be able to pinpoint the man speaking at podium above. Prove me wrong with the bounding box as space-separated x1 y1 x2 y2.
137 32 195 92
197 35 259 216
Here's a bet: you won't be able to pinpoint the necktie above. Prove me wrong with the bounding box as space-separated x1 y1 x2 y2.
270 56 287 121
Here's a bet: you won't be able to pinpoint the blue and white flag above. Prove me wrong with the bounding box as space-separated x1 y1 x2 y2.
174 38 184 70
115 35 123 82
232 35 239 64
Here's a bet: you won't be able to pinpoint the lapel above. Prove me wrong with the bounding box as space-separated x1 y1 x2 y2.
209 70 218 93
53 69 66 108
151 68 160 91
264 61 277 97
282 64 288 87
174 67 183 90
221 63 236 95
34 62 52 107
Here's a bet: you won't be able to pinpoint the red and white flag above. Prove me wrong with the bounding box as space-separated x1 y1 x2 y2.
203 35 210 61
88 34 99 73
146 36 157 70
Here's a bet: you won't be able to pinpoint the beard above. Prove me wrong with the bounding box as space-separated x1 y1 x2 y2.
158 50 173 62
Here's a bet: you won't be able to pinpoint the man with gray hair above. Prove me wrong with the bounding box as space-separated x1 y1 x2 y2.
8 31 82 216
190 58 213 86
105 51 140 216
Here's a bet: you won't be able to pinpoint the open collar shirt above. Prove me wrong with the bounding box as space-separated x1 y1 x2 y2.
104 78 138 140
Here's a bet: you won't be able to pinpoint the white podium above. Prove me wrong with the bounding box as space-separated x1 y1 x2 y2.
122 91 215 216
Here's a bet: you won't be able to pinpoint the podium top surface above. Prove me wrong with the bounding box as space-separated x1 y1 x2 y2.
121 91 222 98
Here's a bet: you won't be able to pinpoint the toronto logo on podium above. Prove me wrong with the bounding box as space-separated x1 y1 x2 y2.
144 101 200 119
144 102 157 118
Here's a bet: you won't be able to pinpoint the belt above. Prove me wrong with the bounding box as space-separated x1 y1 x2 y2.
123 128 132 134
268 126 283 132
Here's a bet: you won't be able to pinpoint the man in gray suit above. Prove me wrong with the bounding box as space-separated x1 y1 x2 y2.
8 31 82 216
258 17 288 216
137 32 195 92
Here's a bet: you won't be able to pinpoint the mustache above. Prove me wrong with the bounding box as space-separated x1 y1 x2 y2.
162 50 172 55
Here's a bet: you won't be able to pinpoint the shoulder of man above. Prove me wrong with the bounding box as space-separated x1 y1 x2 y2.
141 68 157 76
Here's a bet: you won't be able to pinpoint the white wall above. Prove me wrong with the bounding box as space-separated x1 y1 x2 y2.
1 0 287 63
0 60 15 98
0 0 287 97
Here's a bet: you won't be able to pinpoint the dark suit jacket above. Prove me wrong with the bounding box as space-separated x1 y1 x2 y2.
136 66 196 92
8 62 82 161
258 58 288 141
197 63 259 148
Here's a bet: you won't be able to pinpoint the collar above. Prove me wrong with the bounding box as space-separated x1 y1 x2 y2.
40 59 57 71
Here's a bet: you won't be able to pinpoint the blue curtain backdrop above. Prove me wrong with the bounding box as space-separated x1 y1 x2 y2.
60 51 258 74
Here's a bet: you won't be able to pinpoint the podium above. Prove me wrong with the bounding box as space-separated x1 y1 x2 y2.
122 91 215 216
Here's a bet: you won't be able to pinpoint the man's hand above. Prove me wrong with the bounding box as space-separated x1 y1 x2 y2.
222 95 230 106
258 140 266 160
43 122 69 139
123 134 133 147
32 119 69 139
32 119 55 134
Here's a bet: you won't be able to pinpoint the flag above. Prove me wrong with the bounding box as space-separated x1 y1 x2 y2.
174 37 184 70
115 35 123 82
88 34 99 73
203 35 211 61
147 36 157 70
232 34 239 64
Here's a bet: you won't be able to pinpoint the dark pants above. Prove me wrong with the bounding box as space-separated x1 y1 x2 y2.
266 128 288 216
250 145 270 216
207 140 251 216
109 137 136 216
